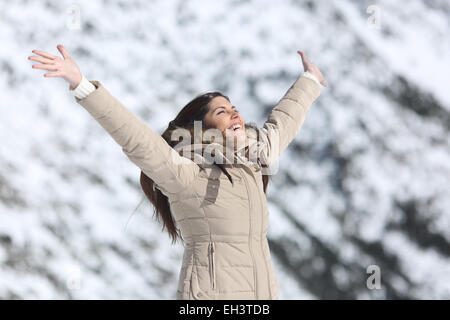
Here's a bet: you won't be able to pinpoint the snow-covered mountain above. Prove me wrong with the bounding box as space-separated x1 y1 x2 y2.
1 0 449 299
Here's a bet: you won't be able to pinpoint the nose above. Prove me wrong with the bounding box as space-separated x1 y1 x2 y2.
230 115 239 124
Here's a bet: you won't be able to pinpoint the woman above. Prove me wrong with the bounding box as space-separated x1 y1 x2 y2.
29 44 326 300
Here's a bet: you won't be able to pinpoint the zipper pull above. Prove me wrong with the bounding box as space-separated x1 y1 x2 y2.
209 242 216 290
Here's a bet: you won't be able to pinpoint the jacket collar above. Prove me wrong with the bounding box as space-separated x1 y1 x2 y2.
174 129 259 167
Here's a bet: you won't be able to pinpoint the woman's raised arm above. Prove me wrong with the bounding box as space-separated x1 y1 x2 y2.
257 50 325 170
29 45 200 195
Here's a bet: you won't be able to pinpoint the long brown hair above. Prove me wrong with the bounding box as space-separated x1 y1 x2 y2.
137 92 270 245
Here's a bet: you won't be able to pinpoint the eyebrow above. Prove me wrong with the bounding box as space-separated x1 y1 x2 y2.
213 105 236 112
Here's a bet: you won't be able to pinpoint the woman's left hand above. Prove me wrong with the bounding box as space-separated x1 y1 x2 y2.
297 50 327 87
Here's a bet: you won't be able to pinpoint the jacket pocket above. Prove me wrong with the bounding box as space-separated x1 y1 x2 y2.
208 242 216 291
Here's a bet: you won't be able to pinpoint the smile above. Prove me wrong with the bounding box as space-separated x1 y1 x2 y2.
228 122 242 131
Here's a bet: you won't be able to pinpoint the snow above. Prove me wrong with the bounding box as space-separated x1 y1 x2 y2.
0 0 449 299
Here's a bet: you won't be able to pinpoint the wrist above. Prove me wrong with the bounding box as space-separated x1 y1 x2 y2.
302 71 320 86
69 74 82 90
70 74 96 99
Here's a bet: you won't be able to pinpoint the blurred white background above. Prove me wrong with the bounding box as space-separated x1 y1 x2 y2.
1 0 449 299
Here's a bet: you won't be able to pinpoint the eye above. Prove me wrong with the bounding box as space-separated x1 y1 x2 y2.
217 111 224 115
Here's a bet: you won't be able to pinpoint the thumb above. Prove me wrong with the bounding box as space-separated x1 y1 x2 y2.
57 44 70 59
297 50 308 71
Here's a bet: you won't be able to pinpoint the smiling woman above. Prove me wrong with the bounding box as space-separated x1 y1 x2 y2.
29 44 325 300
204 97 247 148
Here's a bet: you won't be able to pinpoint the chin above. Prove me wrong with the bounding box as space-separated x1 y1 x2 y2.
225 129 247 148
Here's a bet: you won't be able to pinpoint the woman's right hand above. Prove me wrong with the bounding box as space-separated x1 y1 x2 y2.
297 50 327 87
29 44 82 90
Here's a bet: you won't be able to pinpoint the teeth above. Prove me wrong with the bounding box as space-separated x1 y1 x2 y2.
230 124 241 130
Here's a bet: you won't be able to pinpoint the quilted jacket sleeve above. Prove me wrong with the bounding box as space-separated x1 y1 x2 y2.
258 73 321 169
73 80 200 194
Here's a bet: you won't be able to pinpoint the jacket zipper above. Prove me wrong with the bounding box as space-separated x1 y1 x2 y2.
209 242 216 291
240 169 258 299
253 169 272 298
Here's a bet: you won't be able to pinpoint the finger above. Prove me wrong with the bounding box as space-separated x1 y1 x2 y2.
297 50 309 70
317 70 326 85
57 44 70 59
44 72 62 77
31 49 57 60
297 50 310 63
32 64 58 71
320 80 327 87
28 56 55 64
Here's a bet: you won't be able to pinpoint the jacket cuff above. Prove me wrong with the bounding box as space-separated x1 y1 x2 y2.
302 71 320 86
69 74 96 99
292 72 321 101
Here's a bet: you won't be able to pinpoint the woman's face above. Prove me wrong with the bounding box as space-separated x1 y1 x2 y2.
204 96 246 146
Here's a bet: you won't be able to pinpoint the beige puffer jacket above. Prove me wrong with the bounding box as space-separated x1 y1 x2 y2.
73 74 321 300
